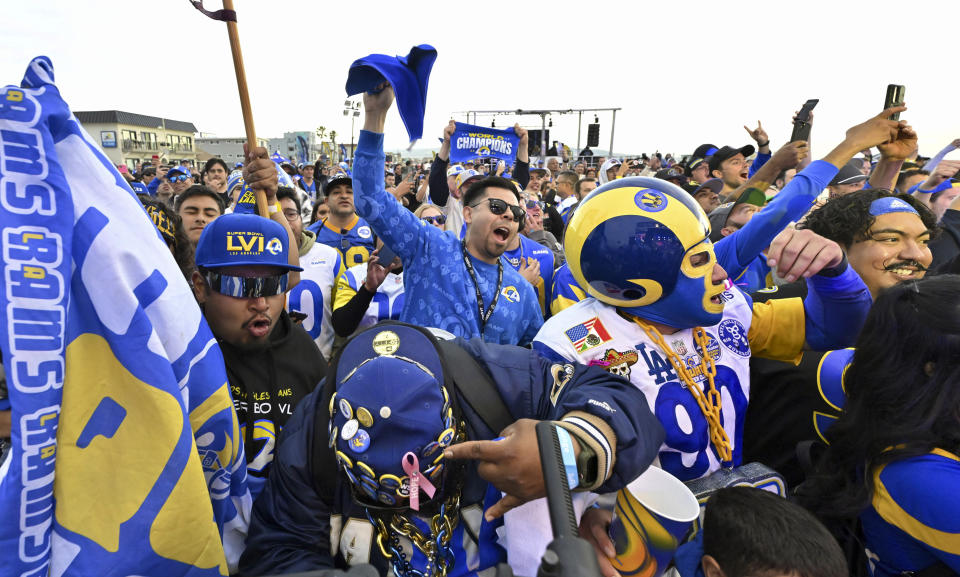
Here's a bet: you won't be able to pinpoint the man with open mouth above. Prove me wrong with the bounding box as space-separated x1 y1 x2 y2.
351 84 544 346
191 209 326 498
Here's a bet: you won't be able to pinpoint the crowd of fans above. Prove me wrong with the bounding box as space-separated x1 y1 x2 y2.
3 89 959 577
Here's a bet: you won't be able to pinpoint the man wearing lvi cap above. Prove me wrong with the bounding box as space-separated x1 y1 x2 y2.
240 322 664 576
191 147 326 498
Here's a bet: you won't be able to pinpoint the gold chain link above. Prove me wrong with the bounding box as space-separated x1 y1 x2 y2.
371 484 462 577
628 315 733 464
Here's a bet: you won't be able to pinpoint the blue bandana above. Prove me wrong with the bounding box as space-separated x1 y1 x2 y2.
346 45 437 145
869 196 919 216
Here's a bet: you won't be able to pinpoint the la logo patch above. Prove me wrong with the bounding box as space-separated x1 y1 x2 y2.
501 285 520 303
265 237 282 255
634 189 667 213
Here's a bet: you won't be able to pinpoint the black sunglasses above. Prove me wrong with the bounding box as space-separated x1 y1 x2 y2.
204 271 288 298
470 198 525 223
422 214 447 225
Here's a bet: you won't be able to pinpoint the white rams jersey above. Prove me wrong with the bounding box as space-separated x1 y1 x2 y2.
534 289 756 482
334 263 406 338
287 241 343 359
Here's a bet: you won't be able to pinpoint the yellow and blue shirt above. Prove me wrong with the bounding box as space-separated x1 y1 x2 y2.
308 213 376 267
862 450 960 576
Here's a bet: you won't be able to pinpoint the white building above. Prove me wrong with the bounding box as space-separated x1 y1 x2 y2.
196 136 270 168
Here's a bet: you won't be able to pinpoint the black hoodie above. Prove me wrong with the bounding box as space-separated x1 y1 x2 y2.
219 310 326 492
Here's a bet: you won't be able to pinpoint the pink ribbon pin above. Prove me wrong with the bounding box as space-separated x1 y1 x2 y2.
402 452 436 511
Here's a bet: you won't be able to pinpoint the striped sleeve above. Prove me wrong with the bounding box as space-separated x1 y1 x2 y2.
555 410 617 491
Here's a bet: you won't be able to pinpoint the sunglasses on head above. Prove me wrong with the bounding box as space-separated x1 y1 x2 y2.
204 270 288 298
422 214 447 225
169 174 190 184
470 198 525 223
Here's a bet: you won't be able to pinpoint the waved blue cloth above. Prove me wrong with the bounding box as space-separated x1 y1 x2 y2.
270 150 289 164
346 45 437 144
0 56 251 575
449 122 521 163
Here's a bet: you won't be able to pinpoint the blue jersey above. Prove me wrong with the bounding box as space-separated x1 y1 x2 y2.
308 214 376 267
502 234 554 317
239 338 665 577
351 131 543 345
862 450 960 576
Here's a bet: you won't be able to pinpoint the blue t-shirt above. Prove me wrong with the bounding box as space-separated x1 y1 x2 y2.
307 215 376 267
502 234 554 317
353 130 543 345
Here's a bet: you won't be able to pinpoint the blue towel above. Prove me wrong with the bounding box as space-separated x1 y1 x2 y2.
346 44 437 145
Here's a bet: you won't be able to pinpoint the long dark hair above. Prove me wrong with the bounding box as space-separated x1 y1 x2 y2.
799 275 960 519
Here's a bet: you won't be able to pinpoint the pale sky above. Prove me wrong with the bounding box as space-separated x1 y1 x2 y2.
3 0 959 159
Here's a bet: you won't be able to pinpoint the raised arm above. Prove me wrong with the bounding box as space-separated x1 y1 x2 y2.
868 119 918 191
353 84 439 262
715 106 909 280
744 120 772 178
428 120 456 205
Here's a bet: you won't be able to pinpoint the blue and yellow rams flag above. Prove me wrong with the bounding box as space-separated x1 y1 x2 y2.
0 57 251 576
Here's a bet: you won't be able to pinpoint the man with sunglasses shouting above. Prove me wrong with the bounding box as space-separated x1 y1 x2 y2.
190 148 327 499
352 83 543 345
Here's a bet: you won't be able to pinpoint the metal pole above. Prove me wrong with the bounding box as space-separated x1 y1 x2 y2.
609 109 617 158
540 114 547 166
576 111 582 153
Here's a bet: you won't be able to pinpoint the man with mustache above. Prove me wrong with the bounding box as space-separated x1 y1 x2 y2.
191 151 326 498
744 189 937 487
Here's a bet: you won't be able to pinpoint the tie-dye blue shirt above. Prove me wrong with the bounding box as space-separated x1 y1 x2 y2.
352 130 543 345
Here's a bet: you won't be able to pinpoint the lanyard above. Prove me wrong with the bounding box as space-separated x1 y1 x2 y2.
461 241 502 336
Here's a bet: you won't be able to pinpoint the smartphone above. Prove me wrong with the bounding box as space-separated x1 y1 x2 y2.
790 98 819 142
884 84 906 120
377 243 399 265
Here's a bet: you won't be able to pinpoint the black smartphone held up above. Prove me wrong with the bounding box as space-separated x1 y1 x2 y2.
790 99 819 142
376 243 399 266
884 84 906 120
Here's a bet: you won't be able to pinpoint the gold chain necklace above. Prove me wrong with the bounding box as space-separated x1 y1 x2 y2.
628 315 733 465
371 489 462 577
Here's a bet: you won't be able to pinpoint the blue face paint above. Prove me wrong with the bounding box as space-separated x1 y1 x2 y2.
625 279 724 328
623 241 726 329
869 196 919 217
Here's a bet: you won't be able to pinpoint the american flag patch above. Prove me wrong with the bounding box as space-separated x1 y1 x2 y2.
565 317 612 352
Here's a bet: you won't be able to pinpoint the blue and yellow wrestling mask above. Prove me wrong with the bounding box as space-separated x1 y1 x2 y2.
564 176 726 329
